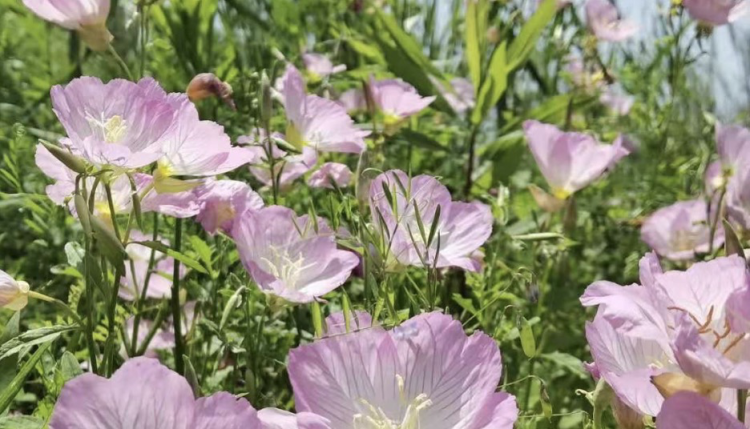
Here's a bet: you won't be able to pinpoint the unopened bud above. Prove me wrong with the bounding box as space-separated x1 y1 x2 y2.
0 271 30 311
260 71 273 125
187 73 235 109
486 26 501 44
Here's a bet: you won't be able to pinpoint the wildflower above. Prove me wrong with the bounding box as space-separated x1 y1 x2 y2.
522 120 628 200
194 179 264 235
239 132 318 188
370 170 493 272
288 311 518 429
585 0 638 42
368 76 435 129
23 0 112 51
656 391 744 429
307 163 353 189
0 270 30 311
233 206 359 303
281 65 368 154
50 357 330 428
337 88 367 114
683 0 748 26
640 200 722 260
302 53 346 81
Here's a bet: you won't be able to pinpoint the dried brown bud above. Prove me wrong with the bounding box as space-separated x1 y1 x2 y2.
186 73 235 109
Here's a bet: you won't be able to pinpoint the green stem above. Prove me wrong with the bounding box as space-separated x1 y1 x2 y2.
739 389 747 423
102 262 124 377
136 302 170 356
131 213 159 354
463 124 480 197
171 218 185 374
28 292 84 326
103 182 122 241
80 181 100 375
107 44 134 80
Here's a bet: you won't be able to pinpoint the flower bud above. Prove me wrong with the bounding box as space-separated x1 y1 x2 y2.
186 73 235 109
0 270 30 311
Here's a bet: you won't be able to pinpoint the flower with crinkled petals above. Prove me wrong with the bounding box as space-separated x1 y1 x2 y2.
369 169 493 272
640 199 722 260
23 0 112 51
523 120 628 199
281 65 368 154
656 391 744 429
683 0 748 26
194 179 264 235
50 357 330 428
307 163 353 189
288 311 518 429
302 53 346 81
585 0 638 42
368 76 435 127
50 77 177 170
233 206 359 303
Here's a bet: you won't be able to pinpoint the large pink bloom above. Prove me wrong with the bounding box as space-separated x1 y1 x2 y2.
233 206 359 303
23 0 112 51
523 120 628 198
656 392 744 429
683 0 748 25
194 179 264 235
369 170 493 272
281 65 368 154
50 357 329 428
288 312 517 429
640 199 722 260
585 0 638 42
368 76 435 123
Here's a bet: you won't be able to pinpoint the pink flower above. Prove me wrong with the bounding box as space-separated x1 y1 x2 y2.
657 392 744 429
523 120 628 199
433 77 475 115
683 0 748 25
640 200 722 260
302 53 346 80
281 65 368 154
22 0 112 51
50 357 328 428
137 174 202 219
119 230 187 301
50 77 176 169
307 163 353 189
336 89 366 114
288 311 518 429
600 86 634 115
233 206 359 303
716 123 750 170
585 0 638 42
369 170 493 272
368 76 435 125
193 179 264 235
240 132 318 188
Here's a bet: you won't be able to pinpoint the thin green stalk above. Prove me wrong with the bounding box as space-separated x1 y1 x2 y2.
102 262 124 377
136 302 170 356
80 180 99 375
131 213 159 354
708 187 727 255
463 124 479 197
171 218 185 374
107 45 134 80
103 182 121 241
739 389 747 424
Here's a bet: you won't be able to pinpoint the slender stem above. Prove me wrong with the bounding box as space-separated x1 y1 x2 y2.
171 218 185 374
80 181 100 375
103 182 122 241
131 213 159 353
28 292 84 326
136 302 169 356
139 4 148 79
739 389 747 423
102 262 124 377
708 187 727 255
107 44 134 80
463 125 479 197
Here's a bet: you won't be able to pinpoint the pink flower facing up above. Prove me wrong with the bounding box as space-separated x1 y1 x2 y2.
281 65 368 154
302 53 347 81
582 254 750 417
522 120 629 200
307 163 353 189
368 76 436 129
119 230 186 301
640 199 722 261
683 0 748 26
656 391 744 429
23 0 112 51
288 311 518 429
239 132 318 188
369 170 493 272
50 77 178 170
233 206 359 304
50 357 330 429
585 0 638 42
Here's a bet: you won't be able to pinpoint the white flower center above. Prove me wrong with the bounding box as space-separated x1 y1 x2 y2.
87 114 128 144
352 375 432 429
259 246 314 290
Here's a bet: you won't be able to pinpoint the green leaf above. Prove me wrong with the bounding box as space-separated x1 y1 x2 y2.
183 355 201 397
40 141 87 174
0 342 52 414
375 10 442 77
74 194 92 237
507 0 558 70
188 236 213 274
0 415 45 429
220 287 245 331
540 351 588 379
0 325 78 361
471 42 508 125
518 316 537 358
0 314 20 394
724 219 745 261
540 381 553 420
396 129 447 153
464 0 486 91
59 351 82 383
311 301 324 338
90 216 126 273
134 241 208 274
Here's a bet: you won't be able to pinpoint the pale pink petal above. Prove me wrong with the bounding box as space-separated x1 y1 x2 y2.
308 163 353 189
656 391 744 429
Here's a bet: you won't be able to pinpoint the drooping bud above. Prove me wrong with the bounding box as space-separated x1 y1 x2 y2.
186 73 236 109
0 270 30 311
